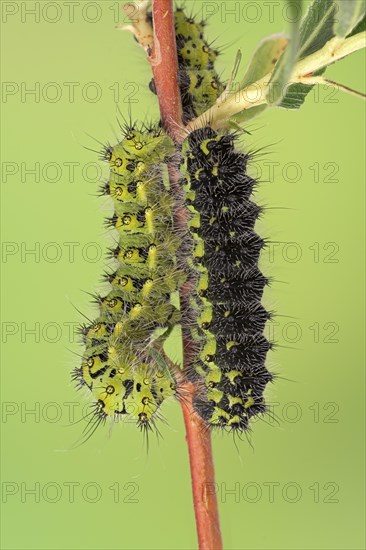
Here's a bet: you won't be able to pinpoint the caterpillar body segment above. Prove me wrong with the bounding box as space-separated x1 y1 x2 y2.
181 128 273 432
74 125 185 431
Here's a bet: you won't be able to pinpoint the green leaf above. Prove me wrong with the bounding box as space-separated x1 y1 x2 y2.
298 0 336 59
280 67 325 109
334 0 366 38
229 105 268 126
240 34 288 89
267 0 302 105
280 0 337 110
225 50 242 95
280 82 313 109
147 347 175 382
347 13 366 37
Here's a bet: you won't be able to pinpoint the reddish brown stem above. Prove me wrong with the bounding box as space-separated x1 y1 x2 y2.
149 1 223 548
181 382 223 550
150 0 184 142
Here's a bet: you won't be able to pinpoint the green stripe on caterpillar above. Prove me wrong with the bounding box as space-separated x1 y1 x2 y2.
180 127 273 432
73 124 185 433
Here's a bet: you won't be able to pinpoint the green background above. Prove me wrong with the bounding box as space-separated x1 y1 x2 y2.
1 1 365 549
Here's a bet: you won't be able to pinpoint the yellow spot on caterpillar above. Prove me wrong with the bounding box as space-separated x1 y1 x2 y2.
228 415 241 426
226 341 238 350
210 408 230 425
145 207 154 233
245 397 255 409
206 368 222 385
227 370 241 384
194 239 204 258
208 388 223 403
136 180 147 202
142 279 154 297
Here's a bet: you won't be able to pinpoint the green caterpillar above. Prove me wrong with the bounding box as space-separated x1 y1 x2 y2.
73 125 185 432
149 7 225 121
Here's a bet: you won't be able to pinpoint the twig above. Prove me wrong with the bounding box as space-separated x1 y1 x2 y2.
187 31 366 131
181 381 223 550
122 1 223 548
150 0 184 142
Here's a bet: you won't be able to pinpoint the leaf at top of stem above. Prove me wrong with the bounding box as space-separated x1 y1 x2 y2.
334 0 366 38
348 13 366 36
229 105 268 127
280 0 337 110
267 0 303 105
298 0 337 59
240 34 289 90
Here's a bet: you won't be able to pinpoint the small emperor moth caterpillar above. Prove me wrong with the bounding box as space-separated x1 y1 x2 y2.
73 124 185 435
180 128 273 431
149 7 225 121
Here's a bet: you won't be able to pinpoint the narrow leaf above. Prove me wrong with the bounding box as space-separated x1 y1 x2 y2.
147 347 175 382
229 105 268 126
347 13 366 37
280 0 336 109
267 0 302 105
334 0 366 38
298 0 336 59
225 50 243 94
280 67 325 109
240 34 288 89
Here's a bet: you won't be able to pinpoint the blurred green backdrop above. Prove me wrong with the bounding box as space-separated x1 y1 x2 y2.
1 1 365 549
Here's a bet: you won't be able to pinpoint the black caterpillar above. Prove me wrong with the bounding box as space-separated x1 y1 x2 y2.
181 128 273 431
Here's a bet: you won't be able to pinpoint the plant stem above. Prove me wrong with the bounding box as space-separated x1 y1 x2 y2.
150 1 222 548
150 0 184 142
181 381 223 550
187 31 366 131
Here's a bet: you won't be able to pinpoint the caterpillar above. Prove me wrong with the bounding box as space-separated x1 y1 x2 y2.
180 127 273 431
74 5 273 438
73 124 185 434
149 7 225 121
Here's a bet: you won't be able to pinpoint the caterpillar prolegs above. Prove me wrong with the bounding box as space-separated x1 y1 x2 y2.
74 7 273 437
